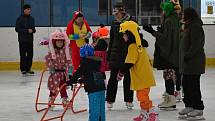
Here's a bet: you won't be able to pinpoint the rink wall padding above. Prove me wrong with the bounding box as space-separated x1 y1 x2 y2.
0 58 215 70
0 62 45 70
0 26 215 70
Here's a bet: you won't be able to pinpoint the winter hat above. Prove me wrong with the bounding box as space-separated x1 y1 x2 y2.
97 25 109 39
80 44 94 58
113 2 126 15
49 29 71 60
23 4 31 10
92 31 99 39
119 21 143 53
161 0 175 16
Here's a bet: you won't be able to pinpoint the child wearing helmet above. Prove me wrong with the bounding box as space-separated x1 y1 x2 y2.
92 24 109 47
45 30 72 109
67 44 106 121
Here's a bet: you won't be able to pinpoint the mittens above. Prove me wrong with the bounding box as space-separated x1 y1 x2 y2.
143 24 155 34
69 34 80 40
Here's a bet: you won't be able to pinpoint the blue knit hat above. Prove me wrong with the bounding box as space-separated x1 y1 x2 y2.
80 44 94 57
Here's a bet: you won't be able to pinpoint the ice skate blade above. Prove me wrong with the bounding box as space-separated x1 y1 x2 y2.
178 114 188 120
26 74 35 76
176 100 182 103
159 107 178 111
186 116 205 121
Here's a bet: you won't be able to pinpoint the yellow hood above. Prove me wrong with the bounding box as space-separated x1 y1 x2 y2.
119 21 143 52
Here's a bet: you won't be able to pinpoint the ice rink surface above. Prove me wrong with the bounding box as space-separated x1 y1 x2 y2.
0 68 215 121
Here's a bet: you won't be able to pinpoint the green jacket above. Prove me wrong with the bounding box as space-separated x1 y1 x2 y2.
152 13 180 70
179 19 206 74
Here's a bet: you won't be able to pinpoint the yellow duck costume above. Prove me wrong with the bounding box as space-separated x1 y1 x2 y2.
119 21 158 119
119 21 156 90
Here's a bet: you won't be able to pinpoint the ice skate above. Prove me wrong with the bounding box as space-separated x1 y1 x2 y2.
62 97 70 109
159 95 177 111
126 102 134 109
133 110 149 121
22 71 27 77
148 108 160 121
178 107 193 119
162 92 168 97
26 70 35 76
107 102 113 110
158 94 168 107
186 110 205 120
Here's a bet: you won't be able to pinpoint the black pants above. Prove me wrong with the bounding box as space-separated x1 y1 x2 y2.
163 69 175 95
175 69 182 91
106 66 134 102
164 69 182 95
19 42 33 72
182 74 204 110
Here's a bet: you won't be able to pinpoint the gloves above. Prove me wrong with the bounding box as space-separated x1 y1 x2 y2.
78 76 85 84
116 72 124 81
143 24 155 34
66 75 76 86
49 67 55 74
69 34 80 40
156 26 162 31
86 32 92 39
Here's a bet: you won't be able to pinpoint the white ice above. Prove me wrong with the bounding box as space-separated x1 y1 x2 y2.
0 68 215 121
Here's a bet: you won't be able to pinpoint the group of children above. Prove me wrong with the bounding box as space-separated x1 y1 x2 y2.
42 19 160 121
41 1 205 120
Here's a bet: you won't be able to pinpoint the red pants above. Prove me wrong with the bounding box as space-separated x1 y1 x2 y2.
70 41 81 72
49 78 68 98
136 88 153 112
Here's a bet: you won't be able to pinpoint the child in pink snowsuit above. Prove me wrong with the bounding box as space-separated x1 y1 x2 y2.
45 30 71 108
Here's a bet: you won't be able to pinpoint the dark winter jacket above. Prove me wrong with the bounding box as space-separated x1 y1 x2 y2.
107 14 130 68
69 57 106 94
179 19 206 74
152 13 180 70
15 15 36 43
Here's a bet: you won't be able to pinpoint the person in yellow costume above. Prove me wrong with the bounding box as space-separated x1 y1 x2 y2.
66 11 92 72
119 21 159 121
